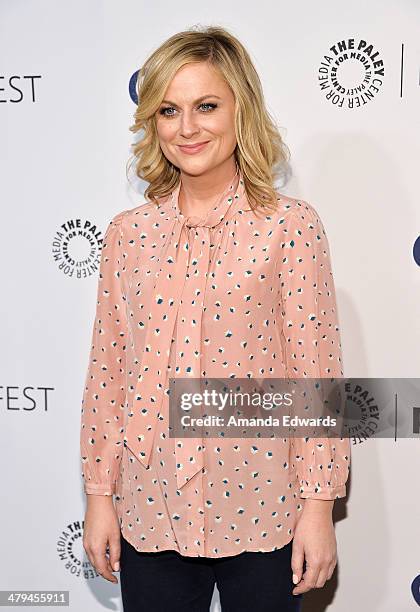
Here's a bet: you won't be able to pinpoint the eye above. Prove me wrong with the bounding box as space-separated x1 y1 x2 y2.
159 106 176 117
199 102 217 112
158 102 218 118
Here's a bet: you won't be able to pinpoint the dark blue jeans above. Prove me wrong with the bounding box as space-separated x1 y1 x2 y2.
120 532 303 611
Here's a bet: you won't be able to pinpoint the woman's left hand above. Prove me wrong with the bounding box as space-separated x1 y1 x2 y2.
291 499 337 595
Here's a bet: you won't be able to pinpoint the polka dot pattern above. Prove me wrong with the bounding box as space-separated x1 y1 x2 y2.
80 169 350 557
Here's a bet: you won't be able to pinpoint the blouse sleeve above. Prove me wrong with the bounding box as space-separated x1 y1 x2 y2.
80 210 128 495
278 201 351 500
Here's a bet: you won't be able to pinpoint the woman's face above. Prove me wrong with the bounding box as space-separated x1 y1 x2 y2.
155 61 237 177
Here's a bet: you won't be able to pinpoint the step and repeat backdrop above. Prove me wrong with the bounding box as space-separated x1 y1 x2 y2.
1 1 419 610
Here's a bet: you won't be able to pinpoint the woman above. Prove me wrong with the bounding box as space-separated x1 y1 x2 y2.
80 25 350 611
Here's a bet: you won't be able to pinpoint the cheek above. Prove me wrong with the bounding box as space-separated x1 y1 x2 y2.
209 112 236 145
156 120 177 143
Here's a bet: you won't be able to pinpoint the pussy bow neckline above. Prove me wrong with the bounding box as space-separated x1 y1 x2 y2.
124 172 247 490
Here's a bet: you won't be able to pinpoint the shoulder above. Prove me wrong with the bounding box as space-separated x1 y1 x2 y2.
272 190 328 237
274 190 323 225
105 199 161 234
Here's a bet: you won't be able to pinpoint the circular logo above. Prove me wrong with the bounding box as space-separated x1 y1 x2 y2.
342 379 391 443
318 37 385 108
52 219 103 278
56 520 99 579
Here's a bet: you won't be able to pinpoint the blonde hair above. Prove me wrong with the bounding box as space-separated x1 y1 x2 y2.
127 25 290 214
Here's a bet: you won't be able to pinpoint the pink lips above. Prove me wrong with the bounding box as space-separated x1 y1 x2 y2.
177 141 210 154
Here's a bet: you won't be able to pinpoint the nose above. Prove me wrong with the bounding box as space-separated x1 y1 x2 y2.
179 108 200 139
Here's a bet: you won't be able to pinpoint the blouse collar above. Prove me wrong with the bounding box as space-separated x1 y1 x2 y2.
168 168 247 229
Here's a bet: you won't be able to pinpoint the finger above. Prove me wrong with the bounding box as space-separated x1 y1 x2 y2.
291 541 304 585
108 537 121 572
105 555 116 576
293 563 321 595
91 549 118 583
97 563 118 583
104 544 115 575
326 560 336 581
315 566 329 588
84 546 95 571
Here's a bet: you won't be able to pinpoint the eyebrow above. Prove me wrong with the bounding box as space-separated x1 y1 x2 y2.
160 94 222 106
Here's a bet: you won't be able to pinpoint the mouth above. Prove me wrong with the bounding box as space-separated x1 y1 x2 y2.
177 141 210 154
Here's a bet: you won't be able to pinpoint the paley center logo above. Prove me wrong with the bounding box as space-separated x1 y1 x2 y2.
52 219 104 278
57 519 99 580
318 37 385 108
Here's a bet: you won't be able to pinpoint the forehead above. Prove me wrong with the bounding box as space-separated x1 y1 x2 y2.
164 62 230 100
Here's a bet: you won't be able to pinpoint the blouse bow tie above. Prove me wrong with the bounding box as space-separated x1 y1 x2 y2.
124 172 247 490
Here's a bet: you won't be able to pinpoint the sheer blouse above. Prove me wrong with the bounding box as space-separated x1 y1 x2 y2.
80 170 351 557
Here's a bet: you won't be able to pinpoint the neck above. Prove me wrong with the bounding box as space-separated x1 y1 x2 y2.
178 160 239 218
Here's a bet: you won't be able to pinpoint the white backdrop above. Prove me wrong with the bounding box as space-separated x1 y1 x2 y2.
1 1 420 610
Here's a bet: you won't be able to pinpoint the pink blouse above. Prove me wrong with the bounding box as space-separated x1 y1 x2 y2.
80 170 351 558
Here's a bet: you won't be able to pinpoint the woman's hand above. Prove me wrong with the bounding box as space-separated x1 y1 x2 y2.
82 495 121 584
291 499 337 595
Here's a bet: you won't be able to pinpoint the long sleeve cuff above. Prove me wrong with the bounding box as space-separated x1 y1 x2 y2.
83 481 116 496
298 482 347 500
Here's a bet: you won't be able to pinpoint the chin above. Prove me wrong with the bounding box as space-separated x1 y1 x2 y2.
176 160 215 176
